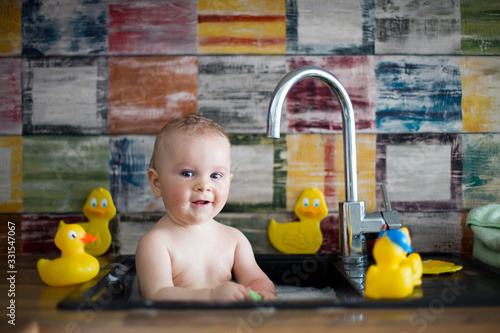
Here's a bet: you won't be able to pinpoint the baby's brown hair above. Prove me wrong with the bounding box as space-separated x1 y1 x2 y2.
149 113 229 170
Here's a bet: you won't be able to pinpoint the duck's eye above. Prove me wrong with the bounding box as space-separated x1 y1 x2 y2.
91 198 97 207
314 198 320 207
101 198 108 208
68 231 77 239
303 197 309 207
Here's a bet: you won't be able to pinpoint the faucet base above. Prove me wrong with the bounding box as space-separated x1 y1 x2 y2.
340 255 368 265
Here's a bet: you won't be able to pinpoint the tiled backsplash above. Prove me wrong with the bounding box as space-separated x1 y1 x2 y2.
1 0 499 256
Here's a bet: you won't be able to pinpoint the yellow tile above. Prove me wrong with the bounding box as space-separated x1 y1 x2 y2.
198 21 286 39
286 134 325 210
198 0 285 14
0 0 21 55
333 134 376 212
461 57 500 132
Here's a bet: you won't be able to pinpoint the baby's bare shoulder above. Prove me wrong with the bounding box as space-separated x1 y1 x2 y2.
214 221 248 241
137 225 171 251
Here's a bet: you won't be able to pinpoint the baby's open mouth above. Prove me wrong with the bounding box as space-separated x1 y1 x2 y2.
192 200 210 205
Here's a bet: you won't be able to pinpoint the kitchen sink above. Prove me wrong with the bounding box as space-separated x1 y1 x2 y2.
57 253 500 310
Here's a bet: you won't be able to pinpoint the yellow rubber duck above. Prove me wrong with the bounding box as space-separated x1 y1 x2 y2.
77 187 116 256
365 227 422 299
268 188 328 254
37 221 99 286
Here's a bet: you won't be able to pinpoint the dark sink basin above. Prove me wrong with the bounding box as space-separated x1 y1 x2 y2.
57 253 500 310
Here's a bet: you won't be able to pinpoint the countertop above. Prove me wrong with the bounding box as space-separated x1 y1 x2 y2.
2 255 500 333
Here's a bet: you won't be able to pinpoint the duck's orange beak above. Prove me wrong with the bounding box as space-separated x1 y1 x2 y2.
85 206 111 218
80 233 97 244
297 206 324 219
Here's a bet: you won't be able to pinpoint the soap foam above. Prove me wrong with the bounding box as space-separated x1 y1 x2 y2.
129 276 337 302
275 285 337 301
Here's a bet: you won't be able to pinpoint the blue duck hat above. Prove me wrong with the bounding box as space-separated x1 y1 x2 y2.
378 229 413 254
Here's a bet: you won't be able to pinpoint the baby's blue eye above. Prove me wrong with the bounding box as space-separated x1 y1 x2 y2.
91 198 97 207
314 199 320 207
101 198 108 208
211 173 222 180
181 170 194 177
303 197 309 207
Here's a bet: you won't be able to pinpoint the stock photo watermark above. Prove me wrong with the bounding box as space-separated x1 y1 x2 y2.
237 253 332 333
59 264 134 333
404 278 468 333
6 221 17 326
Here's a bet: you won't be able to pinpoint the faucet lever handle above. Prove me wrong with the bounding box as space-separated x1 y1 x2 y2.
381 184 392 211
380 185 402 230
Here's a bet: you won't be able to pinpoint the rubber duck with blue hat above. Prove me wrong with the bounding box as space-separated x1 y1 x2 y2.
365 227 422 299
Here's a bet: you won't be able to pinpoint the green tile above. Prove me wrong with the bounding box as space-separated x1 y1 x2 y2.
23 136 110 213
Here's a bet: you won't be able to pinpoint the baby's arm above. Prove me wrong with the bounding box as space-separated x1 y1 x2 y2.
232 231 277 300
135 229 250 302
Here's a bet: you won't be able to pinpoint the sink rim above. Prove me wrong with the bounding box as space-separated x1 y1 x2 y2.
57 252 500 311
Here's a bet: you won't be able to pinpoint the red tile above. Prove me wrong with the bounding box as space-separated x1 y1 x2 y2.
108 56 197 134
109 0 197 55
286 56 376 133
0 58 21 135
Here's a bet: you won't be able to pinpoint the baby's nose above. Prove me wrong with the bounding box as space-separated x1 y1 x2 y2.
195 179 211 192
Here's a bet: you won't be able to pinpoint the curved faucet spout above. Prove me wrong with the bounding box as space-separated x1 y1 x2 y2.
266 65 358 202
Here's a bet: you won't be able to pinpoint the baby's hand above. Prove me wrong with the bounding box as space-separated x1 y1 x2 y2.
210 282 250 302
257 290 277 301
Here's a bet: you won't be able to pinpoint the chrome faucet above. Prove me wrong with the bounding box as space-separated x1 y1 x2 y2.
266 66 401 266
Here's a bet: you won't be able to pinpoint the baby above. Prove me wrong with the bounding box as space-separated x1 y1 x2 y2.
136 114 276 302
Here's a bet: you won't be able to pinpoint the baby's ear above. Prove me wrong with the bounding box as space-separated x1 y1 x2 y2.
147 169 162 198
230 173 233 181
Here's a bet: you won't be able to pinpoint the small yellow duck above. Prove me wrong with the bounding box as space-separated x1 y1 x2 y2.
77 187 116 256
365 227 422 299
268 188 328 254
37 221 99 286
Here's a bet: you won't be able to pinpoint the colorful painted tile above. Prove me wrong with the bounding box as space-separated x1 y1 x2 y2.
0 0 22 56
402 211 463 253
286 134 325 210
110 135 158 213
21 214 86 254
198 0 286 54
109 0 197 55
375 56 462 132
0 136 22 213
461 0 500 55
22 57 108 134
461 57 500 132
198 55 286 133
462 134 500 209
330 133 376 211
116 215 157 255
22 136 110 213
22 0 108 56
108 56 197 134
375 0 461 54
285 133 376 213
0 58 22 135
217 212 295 254
376 134 462 211
287 0 374 55
286 56 376 133
225 135 276 211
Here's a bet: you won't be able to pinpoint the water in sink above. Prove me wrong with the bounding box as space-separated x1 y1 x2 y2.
128 275 337 302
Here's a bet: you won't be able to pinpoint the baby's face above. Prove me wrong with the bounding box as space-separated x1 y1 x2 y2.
155 132 232 226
